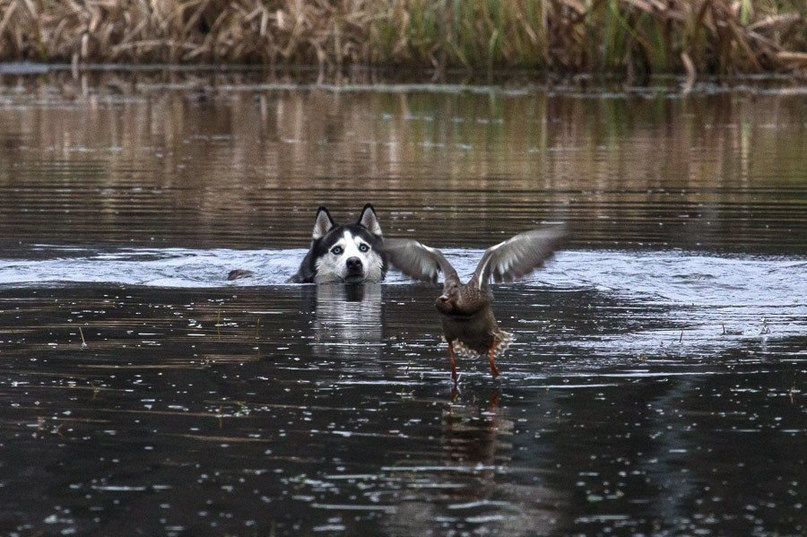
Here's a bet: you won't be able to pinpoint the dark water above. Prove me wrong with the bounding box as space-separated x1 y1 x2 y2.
1 69 806 536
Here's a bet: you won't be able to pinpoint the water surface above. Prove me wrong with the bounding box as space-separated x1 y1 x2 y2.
1 69 806 536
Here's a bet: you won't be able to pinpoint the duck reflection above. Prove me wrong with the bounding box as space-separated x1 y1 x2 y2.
383 388 567 536
443 390 510 466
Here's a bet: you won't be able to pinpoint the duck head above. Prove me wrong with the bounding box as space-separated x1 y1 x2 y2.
435 281 460 315
436 278 488 317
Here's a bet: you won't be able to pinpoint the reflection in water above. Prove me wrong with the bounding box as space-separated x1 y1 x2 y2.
309 283 384 362
1 71 807 536
0 270 805 535
382 389 566 536
444 390 507 466
0 70 806 253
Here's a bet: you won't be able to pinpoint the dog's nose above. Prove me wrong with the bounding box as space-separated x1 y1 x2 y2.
346 257 363 270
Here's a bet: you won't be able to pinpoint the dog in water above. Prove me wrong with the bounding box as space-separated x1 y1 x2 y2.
289 203 388 284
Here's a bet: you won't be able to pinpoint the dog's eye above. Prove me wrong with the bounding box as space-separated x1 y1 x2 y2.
358 243 369 253
331 246 343 255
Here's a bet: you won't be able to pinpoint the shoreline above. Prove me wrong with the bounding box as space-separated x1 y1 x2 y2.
0 0 804 78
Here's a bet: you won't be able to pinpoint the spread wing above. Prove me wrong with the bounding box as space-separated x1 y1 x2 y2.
474 226 568 290
381 239 457 284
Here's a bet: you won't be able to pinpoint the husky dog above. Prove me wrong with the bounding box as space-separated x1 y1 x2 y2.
289 204 388 284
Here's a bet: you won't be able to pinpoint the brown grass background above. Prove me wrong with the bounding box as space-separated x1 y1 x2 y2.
0 0 805 76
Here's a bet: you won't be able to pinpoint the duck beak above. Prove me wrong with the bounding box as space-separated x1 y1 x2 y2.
435 293 452 313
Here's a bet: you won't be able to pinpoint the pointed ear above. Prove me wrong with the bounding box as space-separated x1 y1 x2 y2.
312 207 335 240
358 204 383 237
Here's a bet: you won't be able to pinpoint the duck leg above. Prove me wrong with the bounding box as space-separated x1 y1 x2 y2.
448 341 459 383
488 343 500 379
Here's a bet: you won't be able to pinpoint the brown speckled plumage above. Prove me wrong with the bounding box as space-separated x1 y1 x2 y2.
382 226 568 382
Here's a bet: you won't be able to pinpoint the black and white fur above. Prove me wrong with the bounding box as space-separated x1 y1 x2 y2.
289 204 387 284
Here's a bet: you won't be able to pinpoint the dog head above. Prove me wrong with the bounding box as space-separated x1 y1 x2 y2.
303 204 387 284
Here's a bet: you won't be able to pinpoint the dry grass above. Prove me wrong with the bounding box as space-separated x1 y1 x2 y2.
0 0 804 76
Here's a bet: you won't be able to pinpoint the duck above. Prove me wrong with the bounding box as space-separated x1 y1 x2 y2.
382 226 567 383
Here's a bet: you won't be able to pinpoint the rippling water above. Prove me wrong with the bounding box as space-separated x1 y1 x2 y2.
1 69 806 536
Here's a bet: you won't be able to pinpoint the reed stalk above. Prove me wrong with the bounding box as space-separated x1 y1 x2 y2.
0 0 804 75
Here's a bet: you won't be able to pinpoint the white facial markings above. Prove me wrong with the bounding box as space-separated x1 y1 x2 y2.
313 230 385 283
340 230 363 260
313 258 341 283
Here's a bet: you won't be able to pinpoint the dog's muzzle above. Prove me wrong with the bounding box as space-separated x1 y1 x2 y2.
344 256 366 282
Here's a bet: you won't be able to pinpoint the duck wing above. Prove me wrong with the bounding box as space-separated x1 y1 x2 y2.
381 239 458 284
473 226 568 290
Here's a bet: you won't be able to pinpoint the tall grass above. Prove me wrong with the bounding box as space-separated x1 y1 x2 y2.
0 0 804 76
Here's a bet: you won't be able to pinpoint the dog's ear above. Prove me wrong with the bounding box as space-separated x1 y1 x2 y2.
358 203 383 237
312 206 335 240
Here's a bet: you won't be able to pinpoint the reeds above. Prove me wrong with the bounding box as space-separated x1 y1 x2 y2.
0 0 804 75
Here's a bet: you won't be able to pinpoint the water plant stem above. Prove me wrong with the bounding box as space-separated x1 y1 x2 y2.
0 0 804 76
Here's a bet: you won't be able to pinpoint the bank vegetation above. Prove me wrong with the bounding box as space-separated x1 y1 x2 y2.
0 0 805 77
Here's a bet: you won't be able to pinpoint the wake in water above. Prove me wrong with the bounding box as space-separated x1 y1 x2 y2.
1 245 805 303
1 244 804 366
0 245 304 288
2 243 805 333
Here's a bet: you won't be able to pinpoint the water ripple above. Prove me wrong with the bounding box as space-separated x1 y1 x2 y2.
1 246 804 308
